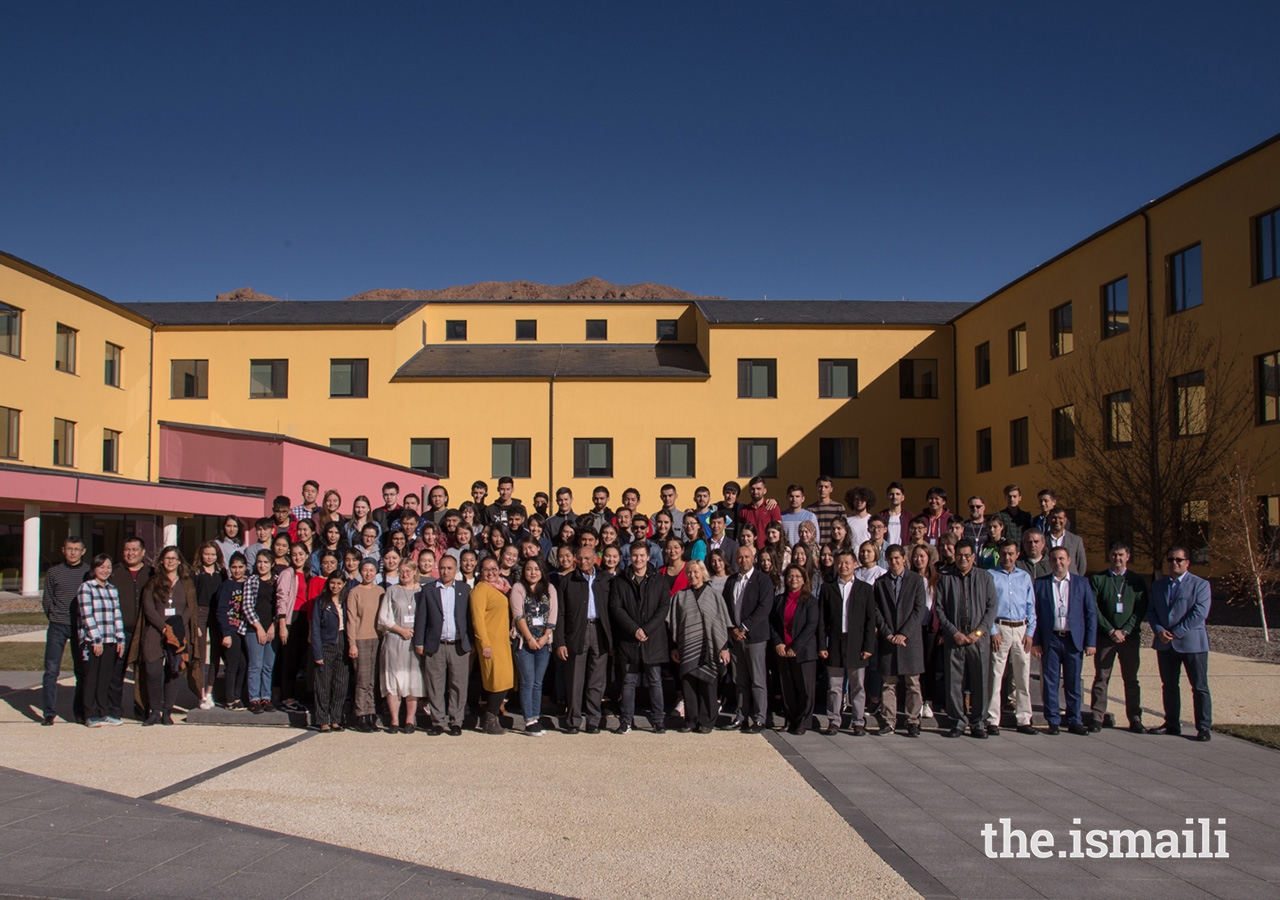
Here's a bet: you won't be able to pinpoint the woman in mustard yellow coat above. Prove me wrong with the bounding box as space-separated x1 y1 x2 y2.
471 556 514 735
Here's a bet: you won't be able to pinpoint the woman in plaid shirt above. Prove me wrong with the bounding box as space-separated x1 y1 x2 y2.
76 554 125 728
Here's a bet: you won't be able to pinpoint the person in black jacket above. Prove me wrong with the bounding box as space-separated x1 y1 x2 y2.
109 537 153 720
771 565 820 734
817 549 876 735
872 547 928 737
555 546 614 734
721 544 775 732
309 573 349 733
608 544 671 734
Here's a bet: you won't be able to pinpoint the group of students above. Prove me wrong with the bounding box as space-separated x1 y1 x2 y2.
41 474 1213 742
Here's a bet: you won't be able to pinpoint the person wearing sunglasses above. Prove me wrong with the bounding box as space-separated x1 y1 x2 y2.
1147 547 1213 742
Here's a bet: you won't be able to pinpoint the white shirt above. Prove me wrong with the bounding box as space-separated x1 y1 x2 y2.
439 582 457 642
733 568 753 623
886 514 902 545
854 565 886 585
847 514 871 550
584 569 598 619
1053 574 1070 631
837 577 854 633
1049 532 1066 549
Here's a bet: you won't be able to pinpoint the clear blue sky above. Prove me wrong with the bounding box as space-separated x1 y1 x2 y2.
3 2 1278 303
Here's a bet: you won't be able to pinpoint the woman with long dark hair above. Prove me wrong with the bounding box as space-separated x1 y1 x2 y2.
214 552 250 709
771 564 819 735
76 554 124 727
140 546 197 726
346 495 379 546
309 571 350 733
472 557 515 735
510 557 557 735
241 550 278 713
192 541 225 710
214 516 244 574
275 542 313 712
311 521 348 577
909 543 942 721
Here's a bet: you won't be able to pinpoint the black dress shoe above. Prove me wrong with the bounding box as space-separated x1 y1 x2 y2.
160 712 174 726
877 723 894 736
1069 723 1089 736
143 712 161 726
42 715 55 726
1016 724 1038 735
1129 719 1146 733
1088 721 1102 733
1150 724 1183 736
739 720 753 733
852 724 868 736
1047 724 1060 735
584 724 600 734
794 725 807 735
678 724 693 733
564 726 581 735
946 724 964 738
652 725 667 734
971 726 988 739
402 722 415 735
822 724 840 736
448 725 463 736
906 723 920 737
987 725 1001 736
1195 729 1212 742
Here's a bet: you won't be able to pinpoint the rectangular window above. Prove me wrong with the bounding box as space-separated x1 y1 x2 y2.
0 304 20 357
55 323 77 373
0 406 18 459
573 438 613 478
976 428 992 472
1106 390 1133 448
738 438 777 479
899 359 939 399
1102 277 1129 337
1008 323 1027 374
445 320 467 341
818 359 857 398
1179 499 1210 564
53 418 75 467
102 429 120 473
1169 244 1203 312
975 342 991 388
329 358 369 398
1104 504 1134 551
104 342 122 387
1262 495 1280 565
170 359 208 399
329 438 368 457
1010 417 1029 467
515 319 537 341
656 319 678 341
1050 303 1073 358
1259 351 1280 424
1258 208 1280 284
586 319 608 341
409 438 450 477
655 438 696 478
819 437 859 478
492 438 531 479
900 438 940 479
737 359 777 398
1173 370 1207 436
1052 405 1076 458
249 359 289 399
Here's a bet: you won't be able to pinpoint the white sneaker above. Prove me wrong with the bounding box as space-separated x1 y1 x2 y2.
921 702 934 719
674 699 685 718
104 717 123 726
199 695 214 710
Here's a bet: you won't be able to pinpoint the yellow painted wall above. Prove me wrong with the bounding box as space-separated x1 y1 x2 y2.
0 259 152 480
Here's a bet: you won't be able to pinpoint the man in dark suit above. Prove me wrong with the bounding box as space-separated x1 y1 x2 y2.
413 555 472 736
872 546 927 737
109 536 153 720
936 539 998 738
817 549 875 735
1032 546 1097 735
1148 545 1213 741
704 510 740 575
555 545 613 734
721 544 774 732
609 544 672 734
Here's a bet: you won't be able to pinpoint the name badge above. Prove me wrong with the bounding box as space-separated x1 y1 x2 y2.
531 616 545 627
1115 602 1124 614
404 612 415 625
164 606 177 617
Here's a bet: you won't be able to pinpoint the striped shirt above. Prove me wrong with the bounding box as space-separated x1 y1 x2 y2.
42 562 89 625
76 580 124 658
806 501 847 545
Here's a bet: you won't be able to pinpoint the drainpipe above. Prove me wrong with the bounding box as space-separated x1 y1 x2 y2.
1142 210 1161 577
548 345 563 498
146 324 155 482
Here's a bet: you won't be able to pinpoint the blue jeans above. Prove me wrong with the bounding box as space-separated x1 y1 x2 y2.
244 632 278 702
43 622 85 721
515 643 551 721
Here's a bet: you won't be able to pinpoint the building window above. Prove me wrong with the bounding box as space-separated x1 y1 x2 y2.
900 438 940 479
104 343 122 387
1262 495 1280 565
410 438 450 477
975 342 991 388
655 438 696 478
976 428 992 473
1010 417 1029 467
330 438 368 457
899 359 939 399
1008 323 1027 374
515 319 537 341
445 320 467 341
818 359 857 399
737 359 777 398
170 359 208 399
1050 303 1073 358
819 437 859 478
0 304 20 357
586 319 608 341
55 323 77 373
102 429 120 473
329 358 369 398
249 359 289 399
492 438 531 479
573 438 613 478
1169 244 1203 312
1259 351 1279 424
1258 208 1280 284
656 319 678 341
1173 370 1206 436
1102 277 1129 337
1179 499 1210 564
1052 405 1076 458
53 418 75 467
1106 390 1133 448
0 406 18 459
738 438 777 479
1104 504 1134 551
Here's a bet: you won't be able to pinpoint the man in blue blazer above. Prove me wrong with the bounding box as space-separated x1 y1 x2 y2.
1147 546 1213 741
1032 546 1097 735
413 555 472 736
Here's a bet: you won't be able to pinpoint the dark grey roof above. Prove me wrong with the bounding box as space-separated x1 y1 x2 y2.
120 300 426 326
695 299 972 325
394 343 709 380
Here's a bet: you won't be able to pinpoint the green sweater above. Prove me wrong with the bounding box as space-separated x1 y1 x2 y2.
1088 569 1148 636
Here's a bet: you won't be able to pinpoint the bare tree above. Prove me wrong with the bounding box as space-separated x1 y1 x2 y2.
1214 455 1278 641
1041 315 1256 578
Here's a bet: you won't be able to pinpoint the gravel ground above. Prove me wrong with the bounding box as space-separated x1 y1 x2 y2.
0 624 43 637
1205 624 1280 662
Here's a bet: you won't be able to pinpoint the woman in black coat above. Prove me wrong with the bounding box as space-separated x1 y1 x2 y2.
770 565 820 735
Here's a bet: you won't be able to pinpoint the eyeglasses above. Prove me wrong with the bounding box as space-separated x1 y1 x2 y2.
1166 557 1188 563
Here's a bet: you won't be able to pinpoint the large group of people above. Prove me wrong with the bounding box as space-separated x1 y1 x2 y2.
40 475 1214 743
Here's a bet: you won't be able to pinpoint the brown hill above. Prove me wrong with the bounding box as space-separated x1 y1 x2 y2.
216 277 717 302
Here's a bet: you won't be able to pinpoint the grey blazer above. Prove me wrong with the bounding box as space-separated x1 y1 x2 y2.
1048 531 1088 576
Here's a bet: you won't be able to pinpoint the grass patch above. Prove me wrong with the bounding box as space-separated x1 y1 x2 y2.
0 642 70 671
0 612 48 626
1214 724 1280 750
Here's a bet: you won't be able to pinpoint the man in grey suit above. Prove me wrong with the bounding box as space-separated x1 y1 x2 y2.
413 555 471 736
872 546 928 737
935 539 999 738
1045 508 1087 576
722 544 773 732
1148 546 1213 741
